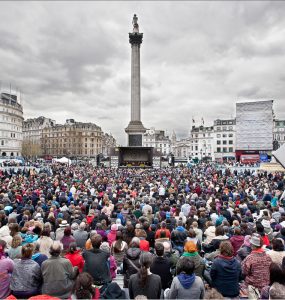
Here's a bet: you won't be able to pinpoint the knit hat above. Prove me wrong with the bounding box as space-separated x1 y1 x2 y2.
184 241 197 253
111 224 118 231
100 242 110 253
250 233 261 247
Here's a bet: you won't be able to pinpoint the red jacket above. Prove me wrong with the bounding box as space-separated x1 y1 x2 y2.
65 250 85 272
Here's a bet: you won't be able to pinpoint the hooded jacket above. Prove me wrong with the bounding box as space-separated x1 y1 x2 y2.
203 235 229 253
122 247 141 288
210 255 241 297
230 235 244 256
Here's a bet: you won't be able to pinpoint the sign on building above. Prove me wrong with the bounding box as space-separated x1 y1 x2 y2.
110 156 119 168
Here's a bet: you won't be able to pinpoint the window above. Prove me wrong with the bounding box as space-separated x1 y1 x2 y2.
229 133 233 137
223 140 227 145
229 140 233 145
195 146 198 151
217 134 221 138
216 127 221 131
223 147 227 152
222 126 227 130
217 141 221 145
217 147 221 153
229 147 233 152
222 134 227 138
229 126 233 130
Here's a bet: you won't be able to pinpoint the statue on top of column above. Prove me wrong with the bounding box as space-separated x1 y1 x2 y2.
132 14 139 33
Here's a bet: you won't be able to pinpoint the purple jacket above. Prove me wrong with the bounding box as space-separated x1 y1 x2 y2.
0 256 14 298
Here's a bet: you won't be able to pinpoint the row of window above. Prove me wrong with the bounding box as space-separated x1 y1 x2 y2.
216 147 234 153
217 133 234 138
217 140 234 145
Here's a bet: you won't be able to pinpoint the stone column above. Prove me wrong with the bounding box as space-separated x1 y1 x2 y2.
125 14 146 146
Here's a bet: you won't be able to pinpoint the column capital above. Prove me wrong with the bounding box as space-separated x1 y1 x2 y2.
129 32 143 45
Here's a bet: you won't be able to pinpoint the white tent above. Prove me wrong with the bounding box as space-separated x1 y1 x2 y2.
272 144 285 168
54 157 71 164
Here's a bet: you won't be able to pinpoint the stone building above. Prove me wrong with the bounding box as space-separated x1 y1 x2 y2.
142 127 171 155
213 119 236 161
23 116 55 143
41 119 103 158
190 125 214 161
273 119 285 150
0 92 23 157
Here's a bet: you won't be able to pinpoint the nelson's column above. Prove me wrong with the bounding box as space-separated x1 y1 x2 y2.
125 14 146 146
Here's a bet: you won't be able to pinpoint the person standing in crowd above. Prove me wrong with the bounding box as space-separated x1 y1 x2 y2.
210 241 241 298
150 243 173 291
41 241 78 298
123 237 142 288
181 241 205 278
10 243 42 298
165 257 205 299
128 252 162 299
83 234 111 286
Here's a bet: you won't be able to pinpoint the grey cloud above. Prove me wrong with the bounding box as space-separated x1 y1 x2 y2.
0 1 285 145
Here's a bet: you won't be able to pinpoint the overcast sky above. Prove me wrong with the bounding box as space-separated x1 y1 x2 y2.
1 1 285 145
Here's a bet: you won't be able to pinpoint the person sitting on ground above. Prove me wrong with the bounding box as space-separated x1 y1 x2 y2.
203 225 229 253
7 235 22 259
65 242 85 273
32 243 48 267
41 241 78 298
71 272 100 300
60 226 76 252
266 238 285 266
165 257 205 299
242 233 272 295
10 243 42 298
210 241 241 298
129 251 162 300
0 240 14 299
83 234 111 286
73 222 88 249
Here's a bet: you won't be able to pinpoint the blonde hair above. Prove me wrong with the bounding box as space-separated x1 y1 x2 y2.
11 235 22 248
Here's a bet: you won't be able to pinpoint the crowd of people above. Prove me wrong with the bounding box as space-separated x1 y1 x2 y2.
0 162 284 299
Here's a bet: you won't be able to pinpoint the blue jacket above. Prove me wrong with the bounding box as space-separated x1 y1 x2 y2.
210 256 241 297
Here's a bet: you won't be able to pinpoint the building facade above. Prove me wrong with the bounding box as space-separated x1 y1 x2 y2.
102 133 117 156
41 119 103 158
0 92 23 157
142 127 171 155
190 125 214 160
23 116 55 143
273 119 285 150
213 119 236 161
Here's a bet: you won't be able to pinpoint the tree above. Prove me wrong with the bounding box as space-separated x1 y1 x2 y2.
22 141 42 159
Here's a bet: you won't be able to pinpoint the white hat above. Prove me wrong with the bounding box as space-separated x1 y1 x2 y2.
261 219 271 229
59 220 69 227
